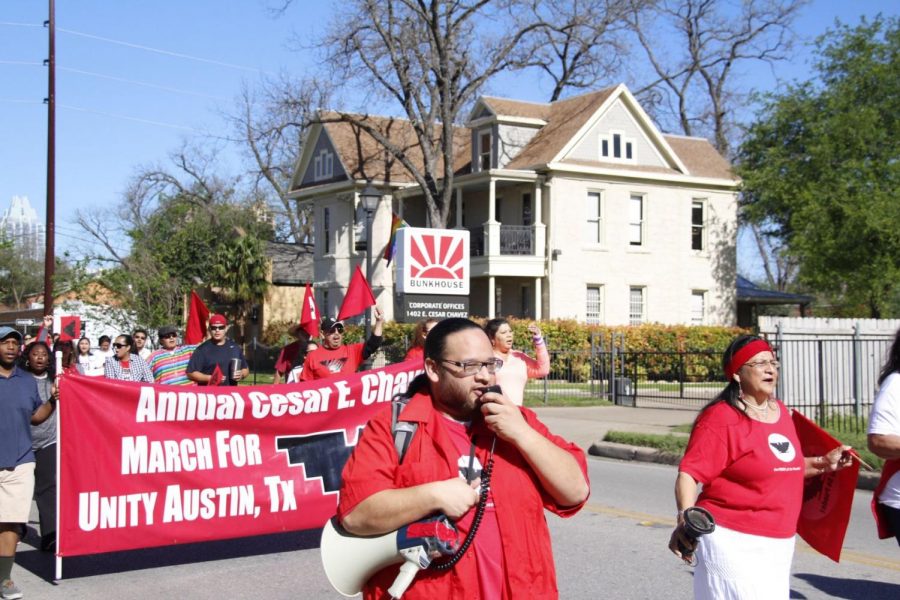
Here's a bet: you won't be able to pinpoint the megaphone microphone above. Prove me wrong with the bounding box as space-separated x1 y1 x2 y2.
320 515 459 599
677 506 716 561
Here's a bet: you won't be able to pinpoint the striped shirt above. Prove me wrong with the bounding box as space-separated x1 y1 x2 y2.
147 344 197 386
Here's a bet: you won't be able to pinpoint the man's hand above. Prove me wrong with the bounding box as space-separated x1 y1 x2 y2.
374 306 384 322
479 389 531 443
430 478 481 520
43 315 54 330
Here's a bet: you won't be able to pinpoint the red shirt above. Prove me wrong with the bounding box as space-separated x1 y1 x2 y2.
337 390 589 599
404 345 425 363
679 400 804 538
300 343 365 381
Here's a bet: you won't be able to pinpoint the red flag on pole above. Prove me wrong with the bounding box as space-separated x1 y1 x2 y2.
185 291 210 345
791 410 860 562
337 266 376 321
299 282 320 338
58 316 80 342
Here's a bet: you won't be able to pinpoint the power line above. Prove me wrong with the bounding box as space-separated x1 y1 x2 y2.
58 27 274 75
58 103 200 132
58 66 229 100
0 22 43 28
0 60 44 66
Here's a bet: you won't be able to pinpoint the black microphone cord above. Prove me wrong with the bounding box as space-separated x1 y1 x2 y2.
431 435 496 571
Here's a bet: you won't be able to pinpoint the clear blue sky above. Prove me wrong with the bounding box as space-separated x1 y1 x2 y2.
1 0 897 276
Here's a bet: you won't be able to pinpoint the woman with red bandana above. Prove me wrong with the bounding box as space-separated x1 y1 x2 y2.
668 335 852 599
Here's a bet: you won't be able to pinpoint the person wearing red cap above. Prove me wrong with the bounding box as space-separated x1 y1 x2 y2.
186 314 249 386
668 334 852 599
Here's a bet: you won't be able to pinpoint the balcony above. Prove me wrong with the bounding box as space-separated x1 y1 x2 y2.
467 223 545 277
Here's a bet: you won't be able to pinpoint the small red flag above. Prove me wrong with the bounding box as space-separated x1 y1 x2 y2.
337 266 376 321
791 410 859 562
185 291 210 345
58 316 81 342
208 364 224 386
299 283 320 338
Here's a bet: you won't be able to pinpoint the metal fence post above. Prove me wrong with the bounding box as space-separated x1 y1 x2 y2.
252 336 258 385
817 339 825 424
679 352 685 399
852 322 861 418
590 332 596 398
775 322 784 402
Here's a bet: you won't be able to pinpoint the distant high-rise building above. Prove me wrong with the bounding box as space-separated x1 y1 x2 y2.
0 195 45 261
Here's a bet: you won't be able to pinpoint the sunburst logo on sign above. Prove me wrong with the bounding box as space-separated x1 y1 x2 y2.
409 232 465 280
396 227 470 295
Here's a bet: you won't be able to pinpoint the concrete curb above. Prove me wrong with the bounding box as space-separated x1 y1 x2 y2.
588 441 880 491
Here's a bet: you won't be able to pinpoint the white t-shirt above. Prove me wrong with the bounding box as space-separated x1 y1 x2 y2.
868 371 900 508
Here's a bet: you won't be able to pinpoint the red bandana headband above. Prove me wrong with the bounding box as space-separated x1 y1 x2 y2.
724 339 773 381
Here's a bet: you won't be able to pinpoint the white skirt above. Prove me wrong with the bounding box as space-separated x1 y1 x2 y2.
693 525 795 600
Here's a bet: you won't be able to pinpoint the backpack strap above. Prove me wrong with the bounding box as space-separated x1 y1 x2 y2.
391 392 418 464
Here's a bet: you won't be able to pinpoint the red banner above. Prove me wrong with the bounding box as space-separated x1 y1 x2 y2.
791 410 859 562
58 360 424 557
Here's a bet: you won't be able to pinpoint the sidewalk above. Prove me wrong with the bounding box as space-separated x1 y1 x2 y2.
531 404 880 491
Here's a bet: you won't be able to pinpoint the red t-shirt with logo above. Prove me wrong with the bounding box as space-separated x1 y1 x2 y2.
299 343 364 381
678 400 804 538
442 418 503 600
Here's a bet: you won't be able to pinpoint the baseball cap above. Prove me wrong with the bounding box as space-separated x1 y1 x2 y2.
209 314 228 327
157 325 178 338
0 326 23 342
320 318 344 333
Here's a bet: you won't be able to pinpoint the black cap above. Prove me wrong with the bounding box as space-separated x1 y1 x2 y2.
157 325 178 338
320 318 344 333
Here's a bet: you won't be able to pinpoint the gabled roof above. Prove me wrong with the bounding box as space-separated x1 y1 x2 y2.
267 242 314 286
293 112 471 190
737 275 814 305
477 97 551 121
504 87 618 169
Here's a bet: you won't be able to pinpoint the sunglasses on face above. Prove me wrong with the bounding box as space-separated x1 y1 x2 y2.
326 326 344 334
161 333 178 339
209 325 226 331
113 343 127 349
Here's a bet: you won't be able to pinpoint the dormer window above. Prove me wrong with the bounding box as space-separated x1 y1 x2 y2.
314 149 334 181
479 130 492 171
599 131 635 163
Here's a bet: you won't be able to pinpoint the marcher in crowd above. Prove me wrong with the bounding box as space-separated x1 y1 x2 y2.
868 326 900 544
669 334 852 599
404 318 438 364
147 325 197 386
282 330 317 384
484 318 550 406
186 314 248 386
337 318 589 598
53 339 78 376
132 328 152 361
104 334 154 383
75 336 103 376
97 335 113 361
21 341 59 552
274 324 312 384
300 309 385 382
0 326 56 600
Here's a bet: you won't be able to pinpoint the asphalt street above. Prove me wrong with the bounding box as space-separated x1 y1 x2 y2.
12 455 900 599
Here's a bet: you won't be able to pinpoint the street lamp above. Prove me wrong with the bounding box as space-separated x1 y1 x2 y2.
359 179 383 339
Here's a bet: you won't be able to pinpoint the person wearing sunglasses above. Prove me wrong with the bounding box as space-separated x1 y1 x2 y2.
299 309 385 382
146 325 197 386
103 335 154 383
669 335 852 599
336 318 589 599
186 314 249 386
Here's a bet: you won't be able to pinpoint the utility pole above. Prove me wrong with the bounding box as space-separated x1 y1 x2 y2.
43 0 56 316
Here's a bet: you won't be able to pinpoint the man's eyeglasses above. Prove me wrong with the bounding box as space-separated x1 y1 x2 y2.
437 358 503 376
745 360 780 370
209 325 226 331
161 333 178 339
112 343 127 349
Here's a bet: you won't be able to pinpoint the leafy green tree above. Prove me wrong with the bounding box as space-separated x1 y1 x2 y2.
0 238 43 308
212 228 270 340
739 16 900 317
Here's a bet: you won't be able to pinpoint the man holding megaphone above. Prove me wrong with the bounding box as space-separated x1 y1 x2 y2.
332 318 590 599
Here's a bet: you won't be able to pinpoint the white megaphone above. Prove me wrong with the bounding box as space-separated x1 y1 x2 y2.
320 515 459 599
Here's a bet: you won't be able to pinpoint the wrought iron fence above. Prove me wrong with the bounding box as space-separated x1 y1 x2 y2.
248 333 892 434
